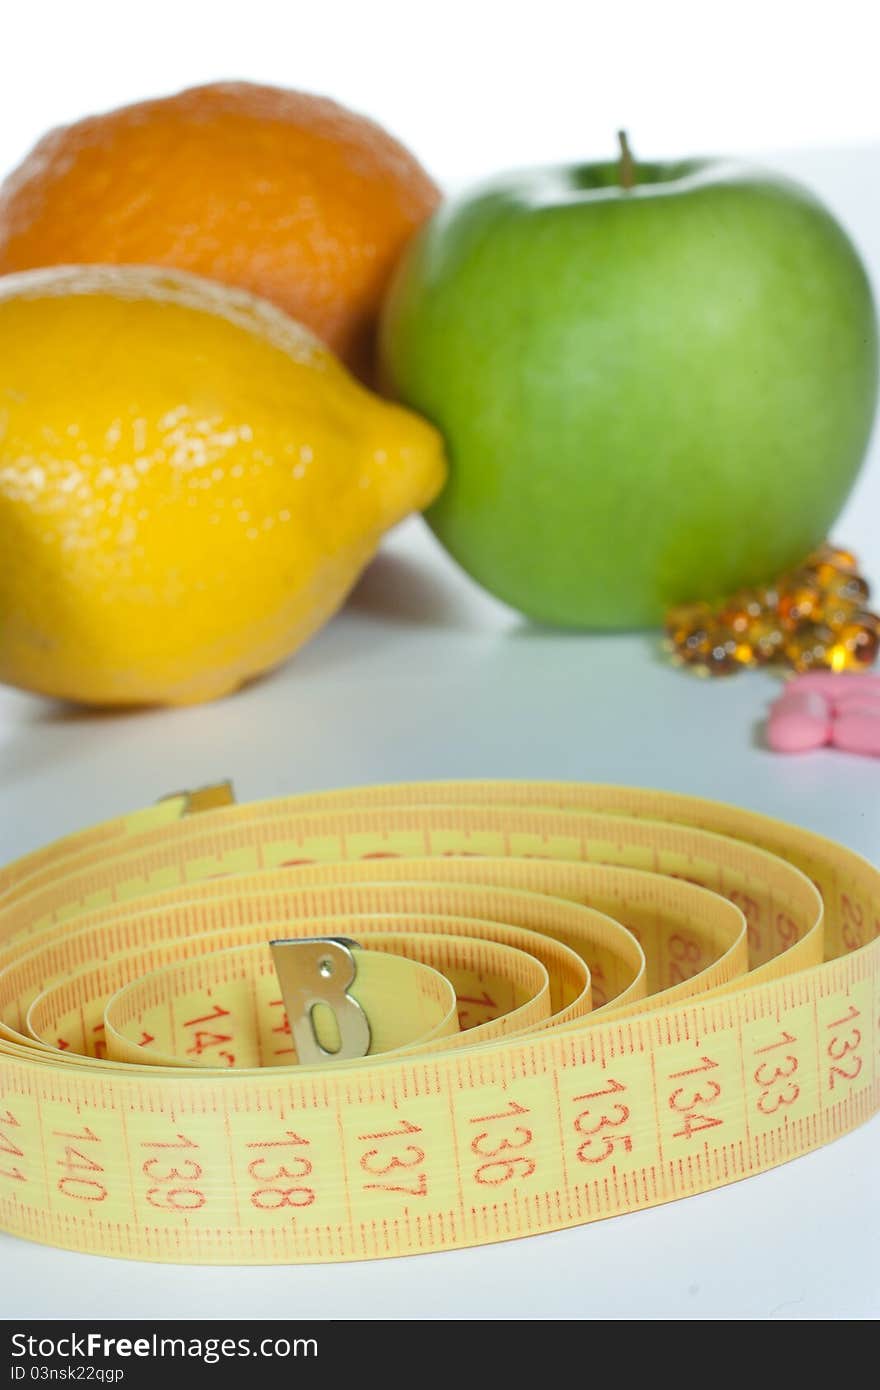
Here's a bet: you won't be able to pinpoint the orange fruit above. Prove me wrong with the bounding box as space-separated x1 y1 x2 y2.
0 82 440 382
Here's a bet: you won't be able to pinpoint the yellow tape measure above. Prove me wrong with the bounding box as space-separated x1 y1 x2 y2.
0 780 877 1264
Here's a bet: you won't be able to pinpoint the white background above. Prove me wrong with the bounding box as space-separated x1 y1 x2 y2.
1 0 879 1321
3 1 880 181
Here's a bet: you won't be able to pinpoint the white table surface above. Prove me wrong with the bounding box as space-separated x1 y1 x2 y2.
1 147 879 1320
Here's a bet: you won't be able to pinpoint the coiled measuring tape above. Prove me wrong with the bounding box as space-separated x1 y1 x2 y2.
0 780 877 1264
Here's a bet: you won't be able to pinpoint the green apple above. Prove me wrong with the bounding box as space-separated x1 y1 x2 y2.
379 142 879 627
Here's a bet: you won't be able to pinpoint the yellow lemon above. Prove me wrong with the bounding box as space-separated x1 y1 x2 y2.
0 266 446 705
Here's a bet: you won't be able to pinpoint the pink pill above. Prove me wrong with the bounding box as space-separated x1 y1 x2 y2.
830 703 880 756
785 672 880 704
767 689 832 752
832 690 880 715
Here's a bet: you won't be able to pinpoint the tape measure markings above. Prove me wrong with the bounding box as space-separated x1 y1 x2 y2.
0 783 876 1264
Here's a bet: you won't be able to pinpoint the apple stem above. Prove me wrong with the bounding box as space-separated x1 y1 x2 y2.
617 130 636 191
